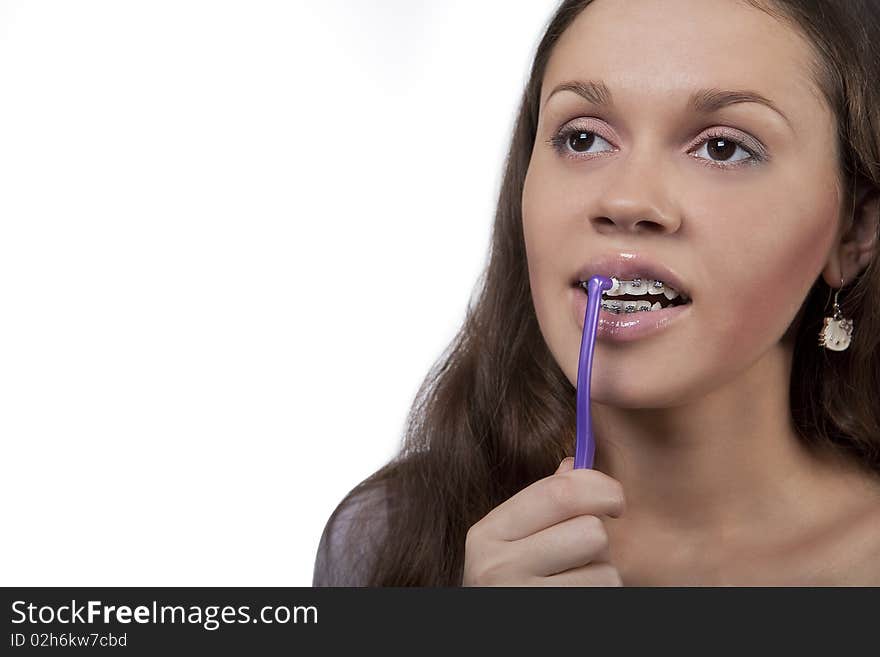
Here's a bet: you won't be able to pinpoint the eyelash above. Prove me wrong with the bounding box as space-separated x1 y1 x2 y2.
545 124 767 170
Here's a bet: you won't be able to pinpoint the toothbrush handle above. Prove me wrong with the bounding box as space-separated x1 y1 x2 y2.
575 275 611 469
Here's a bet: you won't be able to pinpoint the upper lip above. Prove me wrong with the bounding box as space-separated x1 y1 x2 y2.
571 253 692 301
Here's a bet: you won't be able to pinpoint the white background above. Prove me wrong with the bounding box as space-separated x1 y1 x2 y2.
0 0 559 585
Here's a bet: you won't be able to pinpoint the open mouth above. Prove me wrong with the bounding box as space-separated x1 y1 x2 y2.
574 277 692 314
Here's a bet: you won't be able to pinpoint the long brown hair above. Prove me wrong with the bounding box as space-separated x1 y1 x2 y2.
334 0 880 586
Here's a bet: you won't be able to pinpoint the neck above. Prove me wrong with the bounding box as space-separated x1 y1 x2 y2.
591 341 867 536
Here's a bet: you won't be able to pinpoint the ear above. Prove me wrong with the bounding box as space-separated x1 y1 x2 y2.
822 180 880 288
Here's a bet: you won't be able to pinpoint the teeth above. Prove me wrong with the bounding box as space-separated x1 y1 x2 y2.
602 276 680 299
580 275 690 304
601 299 666 314
623 279 644 295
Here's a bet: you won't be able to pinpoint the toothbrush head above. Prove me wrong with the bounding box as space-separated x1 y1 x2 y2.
586 274 613 295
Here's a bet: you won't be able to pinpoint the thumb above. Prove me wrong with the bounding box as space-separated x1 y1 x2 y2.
555 456 575 474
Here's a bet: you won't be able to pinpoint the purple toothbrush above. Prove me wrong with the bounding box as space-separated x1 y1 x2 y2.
574 274 613 469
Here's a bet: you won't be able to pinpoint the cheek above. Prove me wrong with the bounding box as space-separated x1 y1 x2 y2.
522 181 553 320
522 160 564 285
702 183 839 358
522 162 575 368
522 153 588 281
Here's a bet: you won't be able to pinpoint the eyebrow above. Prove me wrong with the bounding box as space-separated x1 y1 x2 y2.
544 79 794 132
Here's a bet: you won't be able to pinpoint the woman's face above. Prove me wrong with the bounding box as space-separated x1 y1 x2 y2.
522 0 843 407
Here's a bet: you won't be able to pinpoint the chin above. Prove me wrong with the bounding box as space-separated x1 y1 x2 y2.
585 372 697 410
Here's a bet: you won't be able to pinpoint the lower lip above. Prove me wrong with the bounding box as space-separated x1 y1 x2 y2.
570 286 692 343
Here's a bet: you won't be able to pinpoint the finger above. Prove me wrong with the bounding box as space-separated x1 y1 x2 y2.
481 468 625 541
555 457 574 474
508 513 610 576
539 562 623 587
593 536 613 563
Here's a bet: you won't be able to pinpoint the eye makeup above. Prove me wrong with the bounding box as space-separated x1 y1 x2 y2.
543 119 771 170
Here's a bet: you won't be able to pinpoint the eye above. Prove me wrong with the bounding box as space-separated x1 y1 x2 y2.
545 124 768 170
545 127 615 159
690 131 763 169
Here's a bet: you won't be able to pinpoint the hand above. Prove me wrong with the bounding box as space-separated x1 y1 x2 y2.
462 457 625 586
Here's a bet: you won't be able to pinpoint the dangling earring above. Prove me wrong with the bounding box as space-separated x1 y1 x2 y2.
818 276 854 351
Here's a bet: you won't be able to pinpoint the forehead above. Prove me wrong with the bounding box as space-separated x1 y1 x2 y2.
541 0 825 123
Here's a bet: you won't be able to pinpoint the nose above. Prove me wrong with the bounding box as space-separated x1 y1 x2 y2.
589 156 682 235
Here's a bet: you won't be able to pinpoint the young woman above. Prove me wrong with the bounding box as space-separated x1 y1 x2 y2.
313 0 880 586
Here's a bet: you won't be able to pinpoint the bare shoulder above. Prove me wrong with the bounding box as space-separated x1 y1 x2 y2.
312 481 390 587
769 464 880 585
825 473 880 585
849 498 880 584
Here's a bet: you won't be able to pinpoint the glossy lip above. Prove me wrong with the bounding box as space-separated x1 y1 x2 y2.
570 284 693 343
570 252 692 301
